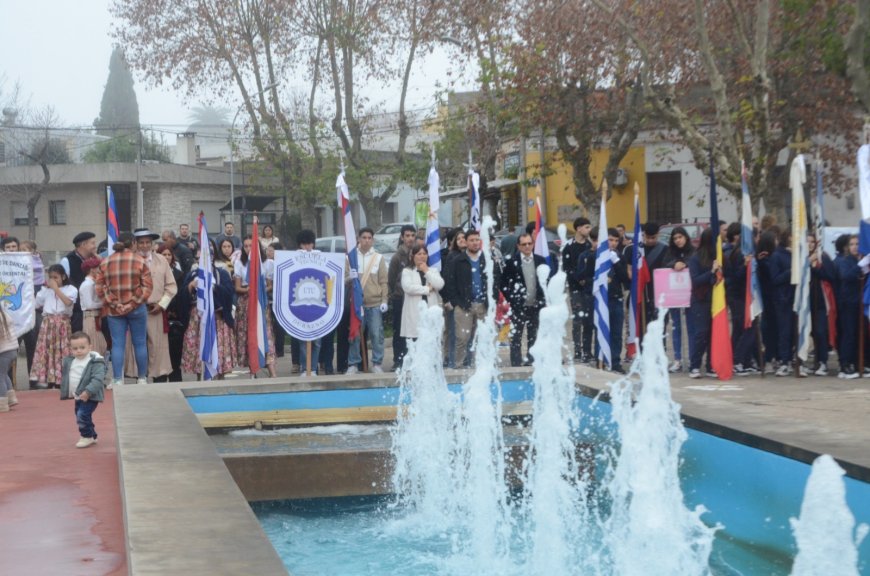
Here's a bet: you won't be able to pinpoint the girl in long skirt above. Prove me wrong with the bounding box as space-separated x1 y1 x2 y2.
180 240 237 378
233 236 277 377
29 265 78 387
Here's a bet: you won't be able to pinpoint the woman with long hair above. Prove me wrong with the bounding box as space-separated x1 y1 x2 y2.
215 238 235 275
401 245 444 342
687 228 720 378
441 228 466 368
260 224 280 250
663 226 695 373
180 239 237 378
234 236 277 377
0 307 19 410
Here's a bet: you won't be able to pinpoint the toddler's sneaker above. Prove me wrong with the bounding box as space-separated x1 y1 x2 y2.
75 437 97 449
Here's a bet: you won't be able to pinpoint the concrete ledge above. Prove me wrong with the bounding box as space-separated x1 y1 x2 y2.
114 384 288 576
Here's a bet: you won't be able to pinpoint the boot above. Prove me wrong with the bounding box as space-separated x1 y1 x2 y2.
6 389 18 407
0 397 9 412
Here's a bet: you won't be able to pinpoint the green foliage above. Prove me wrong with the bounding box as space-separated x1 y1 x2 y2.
83 130 170 163
94 47 140 135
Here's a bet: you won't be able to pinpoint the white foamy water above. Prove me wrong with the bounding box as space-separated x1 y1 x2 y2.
230 424 385 437
604 314 716 576
790 455 868 576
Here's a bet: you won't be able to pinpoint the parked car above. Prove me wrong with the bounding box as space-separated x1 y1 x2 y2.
375 222 415 251
314 235 397 264
658 221 711 248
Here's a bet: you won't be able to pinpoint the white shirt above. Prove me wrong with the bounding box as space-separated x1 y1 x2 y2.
35 285 78 316
233 259 275 286
68 355 90 398
79 277 103 311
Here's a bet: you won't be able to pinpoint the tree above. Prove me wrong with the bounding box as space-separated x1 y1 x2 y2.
845 0 870 113
112 0 326 223
591 0 862 217
505 0 646 212
82 130 171 163
94 47 140 136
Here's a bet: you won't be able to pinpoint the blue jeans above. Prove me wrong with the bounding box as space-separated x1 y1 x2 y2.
75 399 99 439
107 304 148 380
349 307 385 368
299 338 322 374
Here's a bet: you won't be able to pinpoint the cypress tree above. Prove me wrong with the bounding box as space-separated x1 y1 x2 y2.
94 47 140 135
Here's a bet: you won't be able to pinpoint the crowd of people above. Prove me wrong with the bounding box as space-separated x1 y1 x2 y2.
1 212 868 416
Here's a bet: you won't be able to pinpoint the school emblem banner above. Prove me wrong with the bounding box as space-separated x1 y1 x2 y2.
273 250 345 341
0 253 35 338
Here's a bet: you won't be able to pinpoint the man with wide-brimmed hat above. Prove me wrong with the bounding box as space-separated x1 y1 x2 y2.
60 231 98 332
123 228 178 382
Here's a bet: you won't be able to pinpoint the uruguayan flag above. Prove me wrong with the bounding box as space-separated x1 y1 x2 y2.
593 188 611 367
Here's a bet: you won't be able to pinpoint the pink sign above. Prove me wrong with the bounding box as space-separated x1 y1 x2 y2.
653 268 692 308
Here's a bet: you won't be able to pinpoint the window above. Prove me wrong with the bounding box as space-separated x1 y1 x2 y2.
0 141 6 165
11 201 36 226
49 200 66 225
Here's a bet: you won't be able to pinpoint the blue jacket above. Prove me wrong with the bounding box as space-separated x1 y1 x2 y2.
60 352 106 402
835 254 861 305
688 254 716 304
768 247 795 305
724 246 746 303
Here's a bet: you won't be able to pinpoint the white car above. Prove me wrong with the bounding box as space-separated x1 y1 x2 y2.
375 222 416 252
314 235 396 264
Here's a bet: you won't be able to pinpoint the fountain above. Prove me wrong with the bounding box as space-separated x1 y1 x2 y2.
246 216 869 575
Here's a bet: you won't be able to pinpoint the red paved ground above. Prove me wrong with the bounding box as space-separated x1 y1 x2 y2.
0 389 127 576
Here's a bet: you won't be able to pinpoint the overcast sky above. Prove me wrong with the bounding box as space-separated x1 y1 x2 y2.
2 0 473 130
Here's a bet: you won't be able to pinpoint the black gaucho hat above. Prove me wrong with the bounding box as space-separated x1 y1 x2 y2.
73 231 96 246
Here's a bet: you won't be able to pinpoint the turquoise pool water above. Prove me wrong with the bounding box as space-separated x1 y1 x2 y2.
190 384 870 575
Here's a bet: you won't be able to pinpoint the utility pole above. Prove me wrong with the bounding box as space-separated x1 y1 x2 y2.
136 130 143 228
520 135 528 225
539 127 547 223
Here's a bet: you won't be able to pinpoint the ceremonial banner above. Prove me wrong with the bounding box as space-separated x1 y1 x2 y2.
273 250 346 341
653 269 691 309
0 253 35 338
709 158 734 380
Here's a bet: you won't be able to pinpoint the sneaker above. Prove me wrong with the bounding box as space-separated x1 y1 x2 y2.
345 366 359 375
75 437 97 449
108 379 123 389
611 365 626 375
668 361 682 373
814 363 828 377
136 378 148 385
6 389 18 407
764 361 779 375
705 370 718 379
733 363 745 375
689 369 702 379
372 365 384 374
741 365 760 376
775 364 792 377
799 366 812 377
839 366 859 379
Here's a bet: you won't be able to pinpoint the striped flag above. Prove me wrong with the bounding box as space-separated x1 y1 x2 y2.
426 166 442 270
337 171 363 340
469 169 481 231
791 155 812 363
533 196 550 265
246 216 269 374
593 186 612 368
196 212 219 380
628 187 649 347
709 158 733 380
106 186 119 256
814 161 837 348
741 161 763 328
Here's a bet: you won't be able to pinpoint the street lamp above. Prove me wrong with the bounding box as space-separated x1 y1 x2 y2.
229 81 279 228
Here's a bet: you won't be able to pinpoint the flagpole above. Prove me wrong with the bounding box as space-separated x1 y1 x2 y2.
306 341 312 376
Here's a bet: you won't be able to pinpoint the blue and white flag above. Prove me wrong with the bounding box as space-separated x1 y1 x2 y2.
790 155 812 362
857 145 870 318
337 171 364 340
593 187 612 368
469 169 481 231
426 166 442 270
741 161 763 326
196 212 219 380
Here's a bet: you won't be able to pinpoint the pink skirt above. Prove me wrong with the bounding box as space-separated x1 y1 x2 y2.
29 314 71 385
181 309 236 376
83 311 107 357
